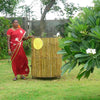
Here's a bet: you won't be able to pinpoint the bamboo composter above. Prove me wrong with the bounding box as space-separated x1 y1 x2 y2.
31 38 62 78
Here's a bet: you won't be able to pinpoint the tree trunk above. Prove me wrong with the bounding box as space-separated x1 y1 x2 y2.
40 0 56 36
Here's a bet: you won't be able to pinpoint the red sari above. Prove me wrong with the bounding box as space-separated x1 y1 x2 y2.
7 28 29 76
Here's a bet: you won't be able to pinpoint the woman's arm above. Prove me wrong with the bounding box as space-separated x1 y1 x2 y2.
22 36 34 41
7 36 12 56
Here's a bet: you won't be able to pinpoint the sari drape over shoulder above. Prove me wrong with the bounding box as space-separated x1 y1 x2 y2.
7 28 29 76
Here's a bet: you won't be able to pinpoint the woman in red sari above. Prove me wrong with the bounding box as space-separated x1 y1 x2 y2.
7 19 33 81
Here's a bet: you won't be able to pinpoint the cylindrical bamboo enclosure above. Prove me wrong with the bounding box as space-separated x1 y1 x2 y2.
31 38 62 78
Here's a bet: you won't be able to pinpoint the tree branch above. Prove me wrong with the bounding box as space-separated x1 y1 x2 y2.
41 0 56 21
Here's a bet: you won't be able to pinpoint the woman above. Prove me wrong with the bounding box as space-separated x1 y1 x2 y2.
7 19 33 81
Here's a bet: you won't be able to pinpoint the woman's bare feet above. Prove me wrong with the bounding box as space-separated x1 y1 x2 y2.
20 75 26 80
13 77 17 81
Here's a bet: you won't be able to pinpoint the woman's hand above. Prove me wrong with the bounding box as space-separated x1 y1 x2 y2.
22 35 34 41
28 35 34 39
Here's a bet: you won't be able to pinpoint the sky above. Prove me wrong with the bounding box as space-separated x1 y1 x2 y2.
0 0 94 20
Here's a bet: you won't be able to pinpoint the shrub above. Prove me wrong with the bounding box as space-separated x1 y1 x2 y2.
58 3 100 80
0 17 10 59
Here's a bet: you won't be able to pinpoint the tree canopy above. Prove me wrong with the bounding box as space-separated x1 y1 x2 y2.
0 0 21 15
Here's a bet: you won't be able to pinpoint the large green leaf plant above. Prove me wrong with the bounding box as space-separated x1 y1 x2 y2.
58 1 100 80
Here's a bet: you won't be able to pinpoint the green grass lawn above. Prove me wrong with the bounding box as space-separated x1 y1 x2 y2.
0 57 100 100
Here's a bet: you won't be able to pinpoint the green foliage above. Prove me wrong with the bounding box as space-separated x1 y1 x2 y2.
0 35 9 59
18 5 34 20
0 0 21 15
62 2 79 18
0 17 10 59
23 38 31 55
40 0 51 5
40 0 79 18
58 1 100 80
0 17 10 35
23 32 34 55
93 0 100 12
55 2 79 37
41 32 48 37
